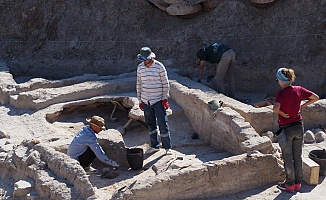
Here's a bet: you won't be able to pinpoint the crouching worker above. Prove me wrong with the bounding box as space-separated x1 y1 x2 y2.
67 116 119 172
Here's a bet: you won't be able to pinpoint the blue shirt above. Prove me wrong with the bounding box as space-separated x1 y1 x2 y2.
67 125 118 167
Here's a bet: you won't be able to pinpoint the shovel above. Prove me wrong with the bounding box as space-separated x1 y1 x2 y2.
165 156 183 171
109 103 118 122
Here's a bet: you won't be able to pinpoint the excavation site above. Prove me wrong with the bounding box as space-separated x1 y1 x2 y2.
0 0 326 200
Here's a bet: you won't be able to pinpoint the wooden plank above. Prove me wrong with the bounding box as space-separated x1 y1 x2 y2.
302 157 320 185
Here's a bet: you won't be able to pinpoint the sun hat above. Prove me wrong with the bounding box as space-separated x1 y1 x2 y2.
137 47 156 61
86 116 106 130
276 68 290 84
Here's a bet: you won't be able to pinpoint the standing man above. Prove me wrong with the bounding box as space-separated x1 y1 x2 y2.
196 42 236 97
67 116 119 172
136 47 172 155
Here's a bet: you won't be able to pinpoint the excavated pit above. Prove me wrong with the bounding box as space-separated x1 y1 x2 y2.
0 62 325 200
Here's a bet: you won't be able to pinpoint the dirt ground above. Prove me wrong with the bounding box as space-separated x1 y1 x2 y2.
1 1 325 198
0 97 325 199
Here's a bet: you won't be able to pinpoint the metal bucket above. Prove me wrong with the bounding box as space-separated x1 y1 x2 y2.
309 149 326 176
126 148 143 170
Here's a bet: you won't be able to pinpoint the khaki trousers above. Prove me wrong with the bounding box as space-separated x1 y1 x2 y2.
212 49 235 97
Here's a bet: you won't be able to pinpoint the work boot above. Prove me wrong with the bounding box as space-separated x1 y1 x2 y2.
84 166 97 174
145 147 160 155
165 149 172 155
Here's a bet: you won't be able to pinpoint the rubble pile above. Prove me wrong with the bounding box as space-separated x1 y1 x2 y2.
148 0 219 16
149 0 277 16
0 139 96 199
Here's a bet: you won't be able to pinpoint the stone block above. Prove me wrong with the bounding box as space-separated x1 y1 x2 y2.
0 143 16 152
164 0 206 4
13 179 35 197
23 150 41 166
251 0 276 8
0 152 7 162
166 3 202 16
315 131 326 143
164 0 183 4
304 130 316 144
0 138 7 146
97 129 130 169
149 0 170 11
241 136 273 154
302 157 320 185
251 0 274 3
121 97 136 109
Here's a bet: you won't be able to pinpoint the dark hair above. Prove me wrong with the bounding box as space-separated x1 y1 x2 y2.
196 49 205 60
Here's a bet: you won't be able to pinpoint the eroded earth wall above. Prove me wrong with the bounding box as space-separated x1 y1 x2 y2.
0 0 325 96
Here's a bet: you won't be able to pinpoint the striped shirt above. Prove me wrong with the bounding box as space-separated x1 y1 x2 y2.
136 60 169 105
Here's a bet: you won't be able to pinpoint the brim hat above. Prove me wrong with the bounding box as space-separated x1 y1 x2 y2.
86 116 106 130
137 47 156 61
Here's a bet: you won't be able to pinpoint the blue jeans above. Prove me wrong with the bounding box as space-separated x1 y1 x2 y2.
278 124 304 185
142 100 172 150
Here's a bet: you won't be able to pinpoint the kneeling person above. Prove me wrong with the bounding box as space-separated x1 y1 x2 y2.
67 116 119 171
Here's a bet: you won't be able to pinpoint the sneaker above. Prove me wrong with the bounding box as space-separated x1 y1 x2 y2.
145 147 160 155
277 182 295 193
294 183 301 191
84 166 97 174
165 149 172 155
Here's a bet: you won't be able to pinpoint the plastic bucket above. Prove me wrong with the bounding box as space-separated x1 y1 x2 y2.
309 149 326 176
126 148 143 170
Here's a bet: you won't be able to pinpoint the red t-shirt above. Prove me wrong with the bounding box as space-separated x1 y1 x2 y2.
275 86 313 126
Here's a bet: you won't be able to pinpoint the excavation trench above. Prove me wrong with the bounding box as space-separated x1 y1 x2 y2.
0 64 325 199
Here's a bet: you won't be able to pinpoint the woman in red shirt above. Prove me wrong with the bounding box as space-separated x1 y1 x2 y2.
273 68 319 193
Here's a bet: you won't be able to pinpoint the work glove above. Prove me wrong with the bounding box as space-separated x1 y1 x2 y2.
110 160 119 168
139 103 143 111
112 164 120 175
162 99 169 110
113 164 120 170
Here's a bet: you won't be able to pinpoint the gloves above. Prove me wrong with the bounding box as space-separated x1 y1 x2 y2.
162 99 169 110
111 160 119 169
197 79 201 83
113 165 119 170
139 103 143 111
